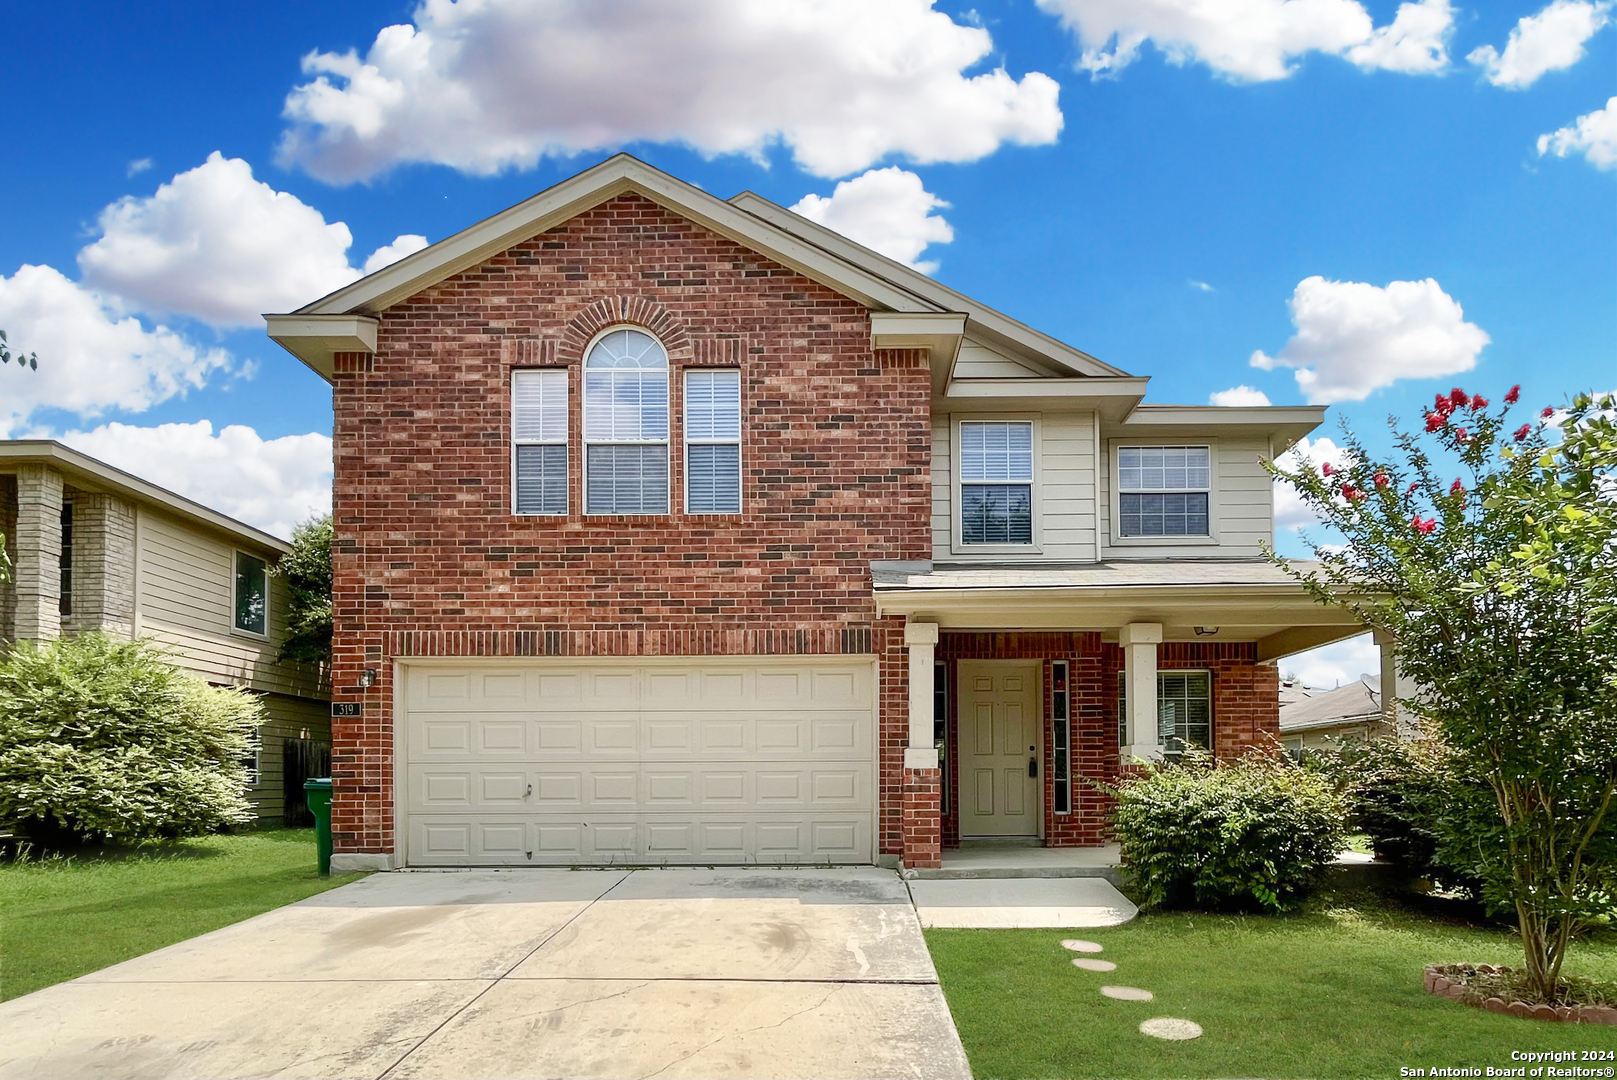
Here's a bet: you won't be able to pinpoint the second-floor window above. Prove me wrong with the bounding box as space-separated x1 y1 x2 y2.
1118 445 1211 537
234 551 267 636
584 329 669 514
513 369 568 515
960 420 1033 544
684 368 742 513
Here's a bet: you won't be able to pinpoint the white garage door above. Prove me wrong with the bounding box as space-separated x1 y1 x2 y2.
400 658 877 866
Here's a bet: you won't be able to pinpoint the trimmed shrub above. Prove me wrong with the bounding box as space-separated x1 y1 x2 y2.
0 634 261 845
1111 751 1347 912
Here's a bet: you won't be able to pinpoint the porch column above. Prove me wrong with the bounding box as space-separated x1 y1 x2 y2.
13 464 64 640
1120 622 1163 762
1374 629 1418 741
901 620 942 869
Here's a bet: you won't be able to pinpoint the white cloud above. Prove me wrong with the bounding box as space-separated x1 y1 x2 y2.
1210 385 1272 406
126 157 153 177
1273 434 1348 531
276 0 1063 184
1538 95 1617 170
59 421 332 540
77 153 426 328
0 264 233 437
1034 0 1454 82
361 233 429 275
1282 631 1377 689
789 168 954 273
1250 276 1489 404
1189 279 1215 291
1468 0 1610 88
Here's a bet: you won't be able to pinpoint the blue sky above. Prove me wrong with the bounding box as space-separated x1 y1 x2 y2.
2 0 1612 683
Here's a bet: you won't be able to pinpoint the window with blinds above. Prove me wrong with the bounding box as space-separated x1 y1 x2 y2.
1118 670 1213 756
960 420 1034 544
684 368 741 514
513 369 568 515
1118 445 1211 537
584 329 669 514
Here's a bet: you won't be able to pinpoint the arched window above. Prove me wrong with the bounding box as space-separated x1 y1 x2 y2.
584 328 669 514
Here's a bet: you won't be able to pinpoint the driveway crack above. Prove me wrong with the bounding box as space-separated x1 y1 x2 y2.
635 983 844 1080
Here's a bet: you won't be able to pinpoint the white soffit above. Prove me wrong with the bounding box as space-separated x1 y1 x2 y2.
264 314 379 381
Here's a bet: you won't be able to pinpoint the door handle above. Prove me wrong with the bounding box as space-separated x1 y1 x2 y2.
1028 756 1038 778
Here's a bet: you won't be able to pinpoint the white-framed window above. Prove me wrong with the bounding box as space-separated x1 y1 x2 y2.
959 420 1034 545
684 368 741 514
583 328 669 514
1118 669 1213 756
1117 445 1211 537
233 551 268 636
513 368 568 515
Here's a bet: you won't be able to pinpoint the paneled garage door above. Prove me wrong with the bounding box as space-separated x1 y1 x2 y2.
400 658 877 866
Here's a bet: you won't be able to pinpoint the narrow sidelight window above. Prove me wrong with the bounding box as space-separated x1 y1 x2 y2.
960 420 1033 544
59 502 72 617
234 551 267 635
684 368 741 513
584 329 669 514
513 369 568 515
1118 446 1211 536
1052 660 1071 814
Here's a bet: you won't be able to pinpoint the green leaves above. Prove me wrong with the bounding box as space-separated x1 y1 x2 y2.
0 327 38 372
273 514 333 667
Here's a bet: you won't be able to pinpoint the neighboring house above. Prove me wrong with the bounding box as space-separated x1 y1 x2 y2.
0 442 331 824
267 154 1373 873
1280 675 1396 756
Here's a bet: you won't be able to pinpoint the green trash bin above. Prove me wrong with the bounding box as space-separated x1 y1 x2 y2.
304 777 333 876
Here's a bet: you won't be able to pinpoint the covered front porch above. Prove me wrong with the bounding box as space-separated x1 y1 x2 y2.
876 559 1381 870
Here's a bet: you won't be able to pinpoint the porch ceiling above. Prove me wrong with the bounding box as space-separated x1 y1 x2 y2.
870 559 1366 661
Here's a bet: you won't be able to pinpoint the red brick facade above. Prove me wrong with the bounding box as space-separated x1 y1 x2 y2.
326 193 931 860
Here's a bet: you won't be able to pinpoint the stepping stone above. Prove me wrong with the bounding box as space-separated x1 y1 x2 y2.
1071 958 1117 972
1140 1018 1203 1041
1061 939 1103 953
1101 985 1154 1001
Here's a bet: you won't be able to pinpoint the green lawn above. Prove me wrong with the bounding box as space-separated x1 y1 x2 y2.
928 890 1617 1079
0 828 363 1001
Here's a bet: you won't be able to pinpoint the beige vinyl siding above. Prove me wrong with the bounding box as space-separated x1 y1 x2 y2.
1100 435 1275 559
933 411 1098 561
135 506 323 699
247 693 333 822
952 341 1045 378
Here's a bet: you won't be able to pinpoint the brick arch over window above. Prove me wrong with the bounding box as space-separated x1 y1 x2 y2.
562 296 692 362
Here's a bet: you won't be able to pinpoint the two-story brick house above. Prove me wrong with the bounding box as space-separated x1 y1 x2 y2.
268 155 1367 872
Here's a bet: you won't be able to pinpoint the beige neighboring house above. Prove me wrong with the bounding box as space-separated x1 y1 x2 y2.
1279 675 1394 755
0 441 331 824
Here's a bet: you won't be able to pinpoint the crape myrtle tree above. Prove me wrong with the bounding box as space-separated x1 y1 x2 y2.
1270 386 1617 1001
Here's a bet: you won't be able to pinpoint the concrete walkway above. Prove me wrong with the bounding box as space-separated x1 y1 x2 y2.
0 868 970 1080
907 876 1139 928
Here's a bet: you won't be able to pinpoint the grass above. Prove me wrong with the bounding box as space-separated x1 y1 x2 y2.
928 889 1617 1079
0 828 364 1001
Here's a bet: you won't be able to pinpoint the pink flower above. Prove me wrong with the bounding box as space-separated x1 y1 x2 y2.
1434 394 1455 417
1449 388 1469 408
1451 479 1465 495
1514 424 1531 442
1412 515 1437 535
1425 411 1446 432
1470 395 1488 411
1504 385 1520 404
1454 427 1470 442
1321 462 1335 477
1406 481 1419 495
1542 406 1555 419
1342 484 1362 501
1374 471 1390 488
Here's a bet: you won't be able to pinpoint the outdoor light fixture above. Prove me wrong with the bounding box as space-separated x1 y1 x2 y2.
1194 626 1220 636
359 668 377 688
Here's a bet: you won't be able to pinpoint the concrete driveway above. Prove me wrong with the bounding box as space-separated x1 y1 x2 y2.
0 867 970 1080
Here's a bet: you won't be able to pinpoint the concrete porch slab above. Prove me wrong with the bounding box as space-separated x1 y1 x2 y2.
911 842 1123 882
907 876 1139 928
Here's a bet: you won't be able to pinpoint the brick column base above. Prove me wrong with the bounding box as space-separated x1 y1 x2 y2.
902 767 942 869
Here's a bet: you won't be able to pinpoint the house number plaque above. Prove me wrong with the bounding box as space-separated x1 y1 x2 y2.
331 703 363 717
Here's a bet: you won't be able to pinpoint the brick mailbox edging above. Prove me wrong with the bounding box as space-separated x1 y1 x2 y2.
1424 965 1617 1024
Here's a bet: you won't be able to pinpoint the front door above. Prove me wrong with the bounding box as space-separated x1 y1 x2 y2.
958 661 1041 838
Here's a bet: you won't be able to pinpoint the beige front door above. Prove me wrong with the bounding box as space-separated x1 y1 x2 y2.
958 661 1041 838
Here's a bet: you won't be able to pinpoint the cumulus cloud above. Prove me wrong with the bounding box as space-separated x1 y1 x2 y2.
1468 0 1610 88
1283 631 1377 689
361 233 430 275
1273 434 1348 531
1250 276 1489 405
1034 0 1453 82
0 265 233 437
789 168 954 273
1209 385 1273 406
277 0 1063 184
1538 96 1617 170
59 421 333 540
77 153 424 328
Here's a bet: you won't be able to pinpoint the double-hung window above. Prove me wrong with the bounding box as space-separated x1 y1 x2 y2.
959 421 1034 545
684 369 741 513
513 369 568 514
584 329 669 514
1118 670 1213 756
1118 445 1211 537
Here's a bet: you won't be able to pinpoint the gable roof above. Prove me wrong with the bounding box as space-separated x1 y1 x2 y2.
0 440 290 555
1279 676 1383 733
270 153 1129 382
